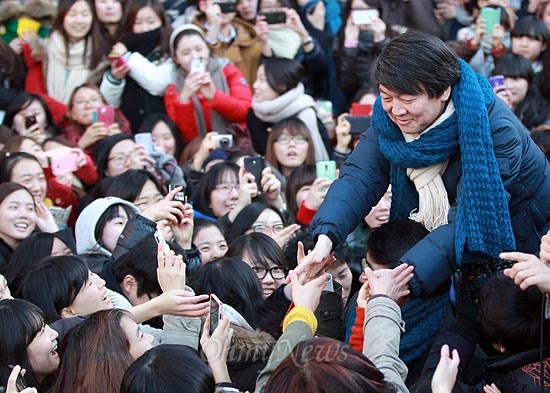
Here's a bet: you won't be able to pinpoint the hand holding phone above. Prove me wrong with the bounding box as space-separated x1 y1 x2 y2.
316 161 337 181
262 10 287 24
108 51 129 68
93 106 115 126
209 294 223 334
135 133 154 154
480 7 501 35
154 229 170 253
244 156 265 190
351 9 379 25
25 115 37 129
190 58 206 74
44 147 80 176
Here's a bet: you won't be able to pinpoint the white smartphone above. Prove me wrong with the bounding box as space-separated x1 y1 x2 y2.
134 133 154 154
352 9 379 25
190 58 205 74
154 229 170 252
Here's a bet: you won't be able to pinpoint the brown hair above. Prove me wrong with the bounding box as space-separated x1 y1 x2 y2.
0 182 34 206
264 337 392 393
265 117 315 174
51 309 136 393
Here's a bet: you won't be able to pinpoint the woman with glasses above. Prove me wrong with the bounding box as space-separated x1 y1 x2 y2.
225 202 299 248
227 232 291 300
265 117 315 178
93 134 155 179
248 57 330 160
63 84 132 155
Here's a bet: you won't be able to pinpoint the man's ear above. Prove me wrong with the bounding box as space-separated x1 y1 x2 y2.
440 86 452 102
121 274 138 297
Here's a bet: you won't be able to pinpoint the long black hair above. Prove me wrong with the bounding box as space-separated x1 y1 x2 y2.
191 257 281 334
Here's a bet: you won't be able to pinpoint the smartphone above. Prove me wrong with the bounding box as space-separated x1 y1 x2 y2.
93 106 115 126
209 294 223 334
262 10 286 24
211 134 234 149
25 115 37 129
190 58 205 74
108 51 128 68
480 6 501 35
346 115 372 135
316 160 337 181
51 151 79 176
243 156 265 190
154 229 170 252
350 103 373 116
323 273 334 292
8 365 28 391
135 133 154 154
169 184 187 205
351 9 379 25
217 1 237 13
488 75 505 89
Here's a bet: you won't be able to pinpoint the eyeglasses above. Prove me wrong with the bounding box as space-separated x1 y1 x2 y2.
108 153 131 165
251 224 284 234
274 135 308 145
215 184 239 194
251 265 289 279
72 96 103 108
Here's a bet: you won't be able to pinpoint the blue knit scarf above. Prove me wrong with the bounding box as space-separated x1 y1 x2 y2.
400 292 449 364
375 59 515 264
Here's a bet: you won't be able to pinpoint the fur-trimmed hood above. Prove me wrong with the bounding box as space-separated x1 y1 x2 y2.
0 1 23 23
24 0 57 21
227 325 276 367
0 0 56 23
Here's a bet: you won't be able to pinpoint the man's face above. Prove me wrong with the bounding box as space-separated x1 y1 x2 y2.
379 84 451 138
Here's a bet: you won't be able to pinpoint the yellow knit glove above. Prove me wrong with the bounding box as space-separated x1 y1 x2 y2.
282 305 318 335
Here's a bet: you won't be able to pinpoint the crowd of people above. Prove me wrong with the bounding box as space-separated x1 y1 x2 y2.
0 0 550 391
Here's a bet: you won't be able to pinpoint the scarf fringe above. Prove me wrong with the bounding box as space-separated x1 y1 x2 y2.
409 174 450 231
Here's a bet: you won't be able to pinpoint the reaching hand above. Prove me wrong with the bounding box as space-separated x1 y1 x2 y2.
5 365 37 393
170 201 194 249
356 281 371 308
200 314 234 364
501 251 550 292
157 242 186 291
364 264 414 303
303 177 332 211
431 344 460 393
154 290 209 317
288 234 333 283
288 270 328 311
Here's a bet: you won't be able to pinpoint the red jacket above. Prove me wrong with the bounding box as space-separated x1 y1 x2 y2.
22 43 68 126
164 63 251 143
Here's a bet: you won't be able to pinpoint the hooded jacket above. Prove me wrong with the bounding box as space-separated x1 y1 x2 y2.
75 197 140 257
